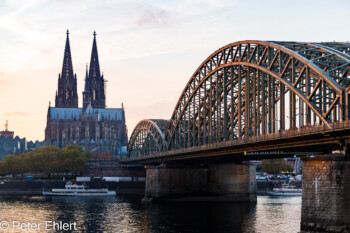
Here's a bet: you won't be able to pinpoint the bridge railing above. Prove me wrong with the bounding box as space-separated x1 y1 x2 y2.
123 119 350 161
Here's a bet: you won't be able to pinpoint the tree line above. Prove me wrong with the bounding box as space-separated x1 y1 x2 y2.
0 145 93 178
261 159 294 174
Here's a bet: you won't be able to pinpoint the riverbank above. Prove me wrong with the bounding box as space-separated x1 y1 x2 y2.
0 179 300 196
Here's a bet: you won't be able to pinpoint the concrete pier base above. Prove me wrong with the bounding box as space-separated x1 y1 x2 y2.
143 163 256 202
301 155 350 232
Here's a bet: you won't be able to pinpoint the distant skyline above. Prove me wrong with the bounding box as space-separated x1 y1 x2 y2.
0 0 349 141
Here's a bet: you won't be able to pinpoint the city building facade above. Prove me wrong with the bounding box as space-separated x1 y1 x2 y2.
0 121 44 159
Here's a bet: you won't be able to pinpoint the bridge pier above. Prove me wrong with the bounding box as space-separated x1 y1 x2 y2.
142 163 256 202
301 155 350 232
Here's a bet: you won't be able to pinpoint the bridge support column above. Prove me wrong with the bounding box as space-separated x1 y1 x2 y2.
208 163 257 202
142 163 256 202
301 155 350 232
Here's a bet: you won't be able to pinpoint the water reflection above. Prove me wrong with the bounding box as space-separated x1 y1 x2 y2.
143 202 255 233
0 195 301 233
248 196 301 233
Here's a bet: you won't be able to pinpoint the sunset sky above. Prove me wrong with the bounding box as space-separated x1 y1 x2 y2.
0 0 349 141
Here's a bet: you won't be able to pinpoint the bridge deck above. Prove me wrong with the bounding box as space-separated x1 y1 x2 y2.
122 120 350 164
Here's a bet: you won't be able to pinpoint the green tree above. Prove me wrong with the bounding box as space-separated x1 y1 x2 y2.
83 150 93 160
0 145 89 178
61 145 85 175
3 155 17 176
283 163 294 174
0 161 5 176
15 154 30 177
262 159 294 175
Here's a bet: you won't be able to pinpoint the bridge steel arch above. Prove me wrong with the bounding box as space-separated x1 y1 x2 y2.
165 40 350 150
127 119 169 157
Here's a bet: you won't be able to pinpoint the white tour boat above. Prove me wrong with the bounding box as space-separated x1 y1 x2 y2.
267 183 302 196
42 182 116 196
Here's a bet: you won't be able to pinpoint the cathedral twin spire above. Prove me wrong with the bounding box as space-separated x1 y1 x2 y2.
55 30 78 108
61 30 74 83
55 30 106 110
84 31 106 109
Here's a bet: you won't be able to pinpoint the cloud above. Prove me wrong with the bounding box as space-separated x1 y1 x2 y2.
3 112 30 117
136 6 170 26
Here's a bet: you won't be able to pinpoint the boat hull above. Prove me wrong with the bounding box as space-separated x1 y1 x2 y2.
267 191 302 196
43 191 116 196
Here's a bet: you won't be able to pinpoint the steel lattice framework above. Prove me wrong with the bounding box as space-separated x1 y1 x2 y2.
127 119 169 157
127 40 350 157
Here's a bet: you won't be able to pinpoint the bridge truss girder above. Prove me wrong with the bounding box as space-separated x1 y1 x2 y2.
165 41 350 150
127 119 169 157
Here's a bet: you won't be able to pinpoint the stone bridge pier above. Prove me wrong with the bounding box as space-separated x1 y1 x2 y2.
142 163 256 202
301 154 350 232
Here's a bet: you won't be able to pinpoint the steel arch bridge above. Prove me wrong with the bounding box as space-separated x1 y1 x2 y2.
127 40 350 158
127 119 169 157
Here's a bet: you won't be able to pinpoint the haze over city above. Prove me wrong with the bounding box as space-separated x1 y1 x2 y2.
0 0 349 141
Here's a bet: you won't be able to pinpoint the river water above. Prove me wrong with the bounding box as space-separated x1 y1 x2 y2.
0 195 301 233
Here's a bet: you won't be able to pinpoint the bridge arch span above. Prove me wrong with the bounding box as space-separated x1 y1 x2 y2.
127 119 169 157
165 40 350 150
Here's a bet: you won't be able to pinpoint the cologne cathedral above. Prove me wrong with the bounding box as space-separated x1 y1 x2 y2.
45 31 128 156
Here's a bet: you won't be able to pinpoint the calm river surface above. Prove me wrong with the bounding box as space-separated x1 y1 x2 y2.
0 195 301 233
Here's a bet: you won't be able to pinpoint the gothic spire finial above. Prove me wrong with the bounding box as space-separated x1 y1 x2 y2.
66 29 69 38
93 30 96 38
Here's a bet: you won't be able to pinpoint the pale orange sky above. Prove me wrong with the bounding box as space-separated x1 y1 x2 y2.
0 0 349 141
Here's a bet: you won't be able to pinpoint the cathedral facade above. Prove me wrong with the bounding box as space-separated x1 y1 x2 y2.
45 31 128 156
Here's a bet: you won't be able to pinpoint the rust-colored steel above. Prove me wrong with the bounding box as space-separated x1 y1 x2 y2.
127 40 350 159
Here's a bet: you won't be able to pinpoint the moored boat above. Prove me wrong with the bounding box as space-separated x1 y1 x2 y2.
268 183 302 196
42 182 116 196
